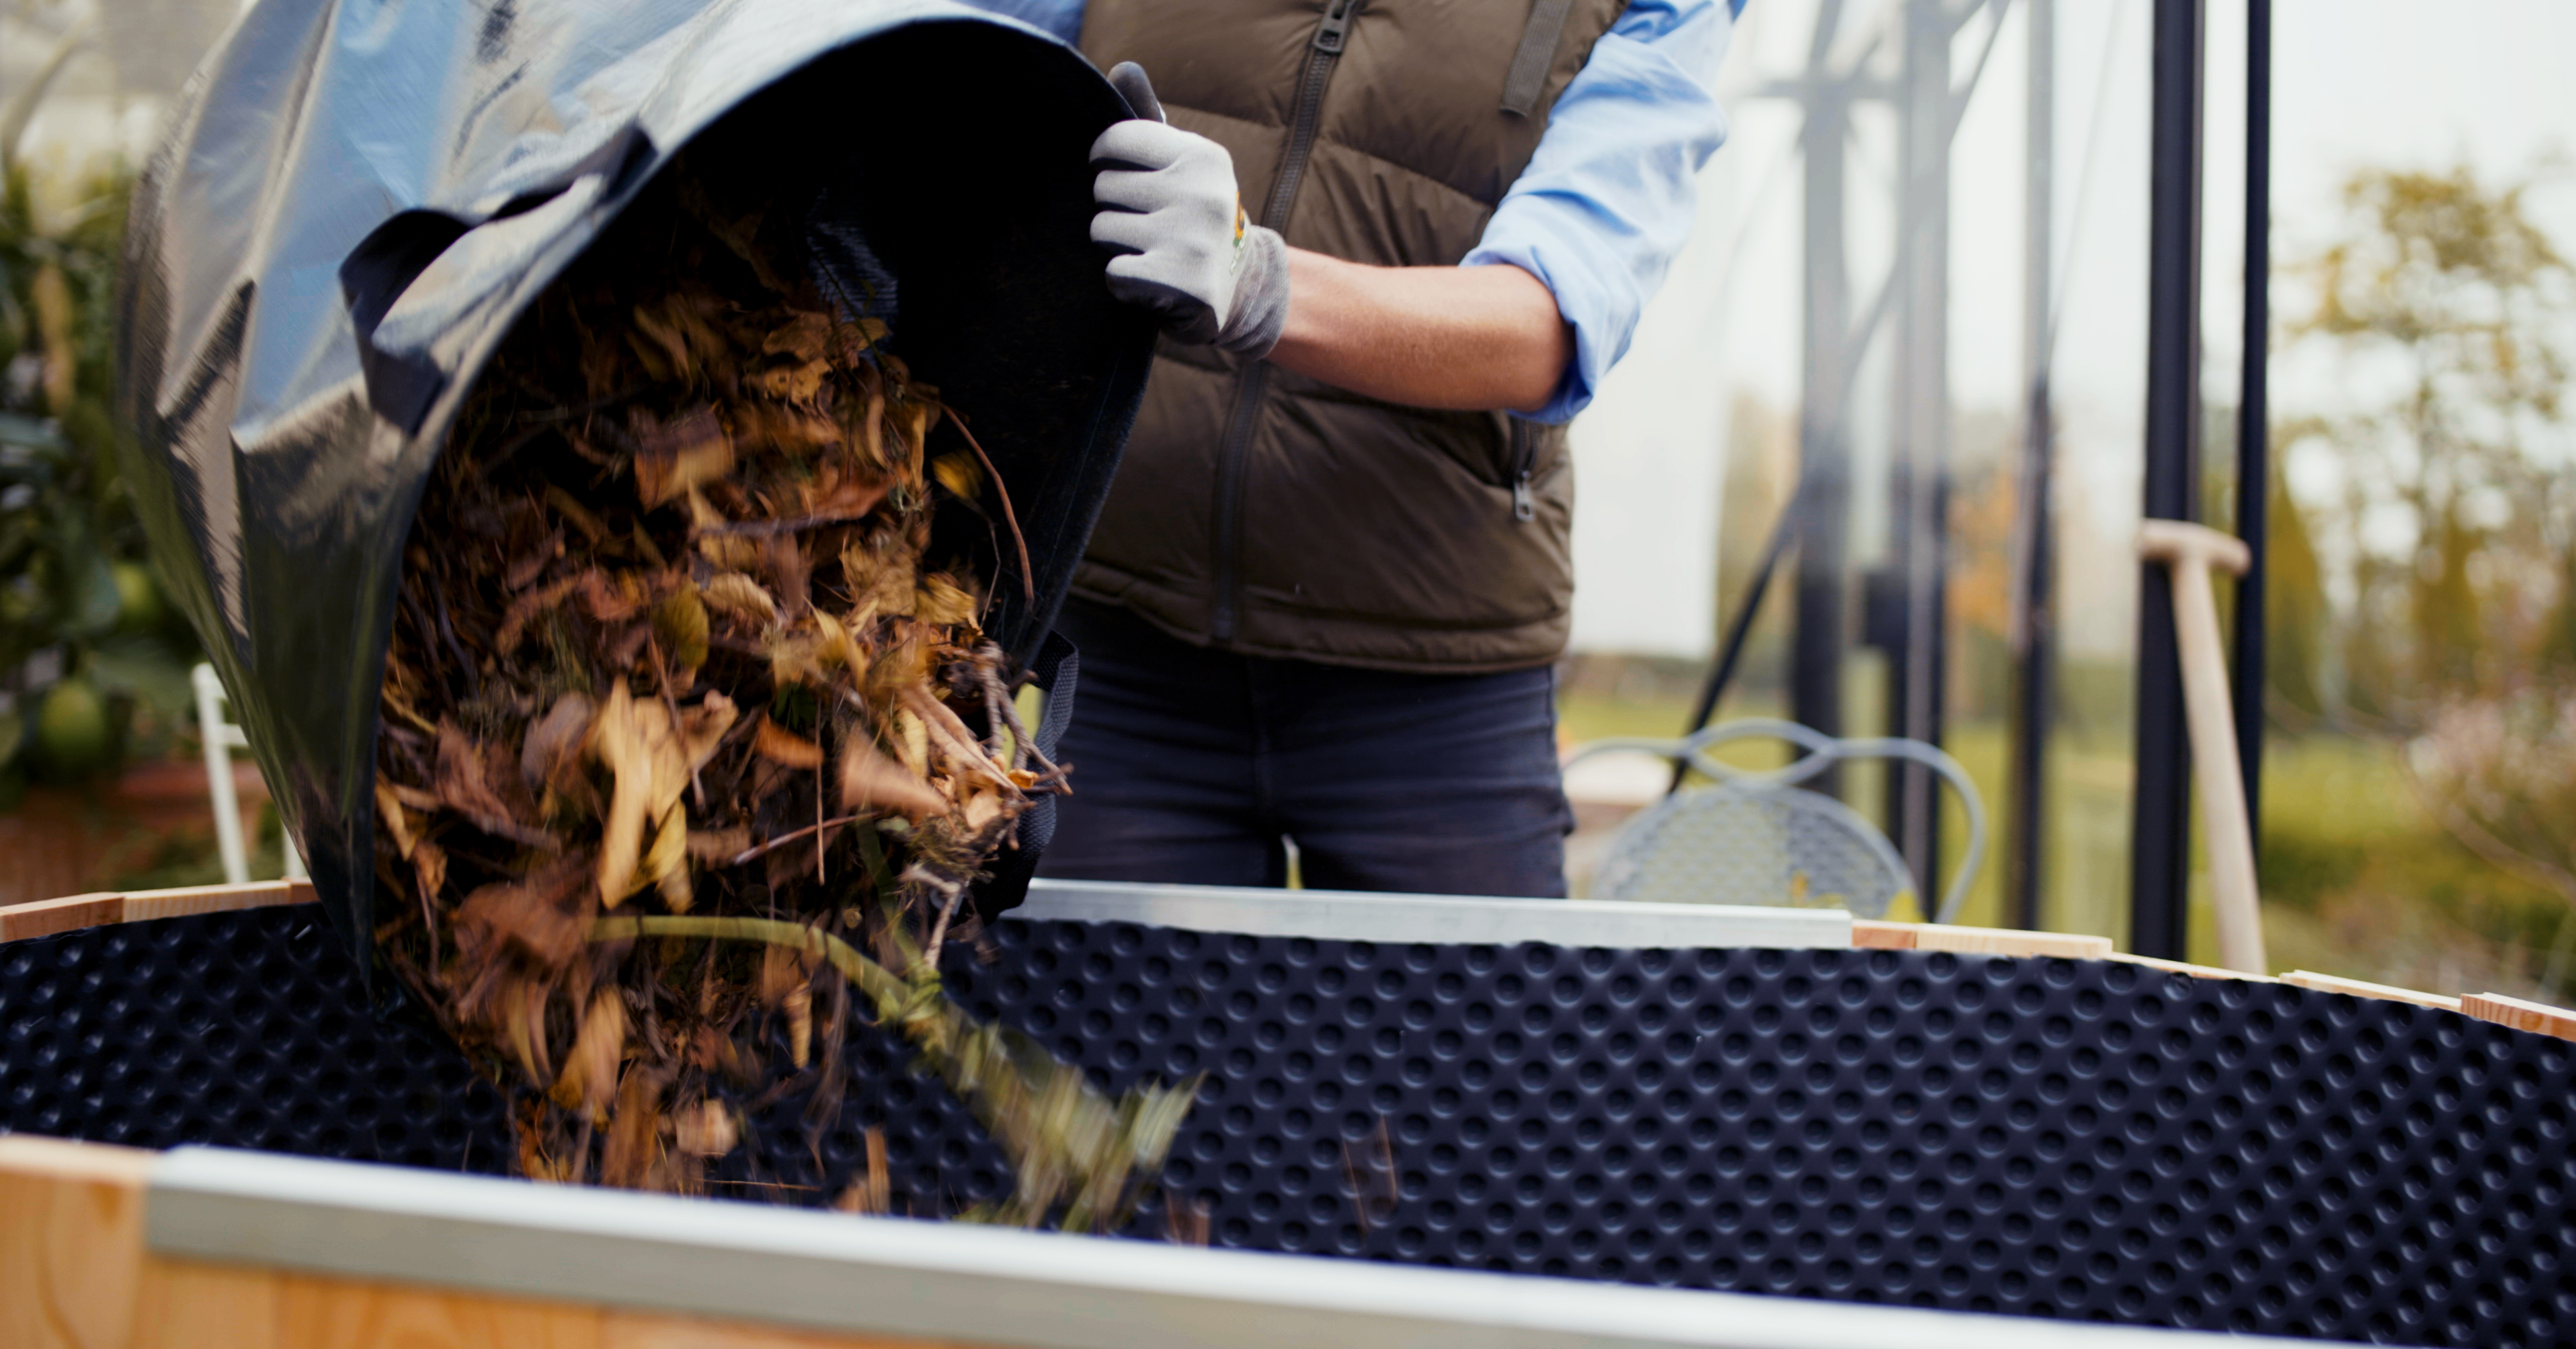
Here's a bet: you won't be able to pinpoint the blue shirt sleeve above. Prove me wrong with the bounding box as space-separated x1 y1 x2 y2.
1463 0 1738 424
955 0 1085 44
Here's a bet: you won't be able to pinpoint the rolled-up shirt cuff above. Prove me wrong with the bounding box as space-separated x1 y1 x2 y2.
1463 226 1632 426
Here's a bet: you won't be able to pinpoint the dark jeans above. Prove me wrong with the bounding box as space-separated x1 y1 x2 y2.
1037 600 1572 897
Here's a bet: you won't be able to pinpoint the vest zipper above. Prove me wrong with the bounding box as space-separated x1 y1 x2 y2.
1508 420 1539 522
1209 0 1362 645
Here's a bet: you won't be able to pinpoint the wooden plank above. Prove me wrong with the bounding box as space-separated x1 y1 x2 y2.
0 1136 155 1348
2462 991 2576 1042
1909 925 2115 960
2283 970 2457 1009
2104 952 2276 982
1850 919 1918 950
0 1137 278 1349
277 1273 602 1349
121 880 317 923
0 892 124 943
131 1259 278 1349
602 1311 966 1349
0 880 318 945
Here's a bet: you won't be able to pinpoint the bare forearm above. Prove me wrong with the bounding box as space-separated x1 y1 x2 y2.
1266 249 1572 414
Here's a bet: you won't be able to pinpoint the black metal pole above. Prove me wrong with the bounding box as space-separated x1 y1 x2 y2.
2006 0 2055 931
2230 0 2269 867
2131 0 2204 961
1791 5 1854 796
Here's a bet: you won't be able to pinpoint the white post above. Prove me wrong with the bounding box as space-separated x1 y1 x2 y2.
193 663 251 886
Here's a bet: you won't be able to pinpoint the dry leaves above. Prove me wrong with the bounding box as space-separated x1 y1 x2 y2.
371 159 1183 1227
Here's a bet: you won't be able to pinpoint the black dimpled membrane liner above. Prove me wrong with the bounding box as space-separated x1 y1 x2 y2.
8 907 2573 1346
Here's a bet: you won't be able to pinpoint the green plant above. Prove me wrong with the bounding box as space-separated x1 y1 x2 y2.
0 162 198 798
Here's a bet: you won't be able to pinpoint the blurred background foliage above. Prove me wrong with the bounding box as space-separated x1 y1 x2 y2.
0 3 204 827
0 155 196 804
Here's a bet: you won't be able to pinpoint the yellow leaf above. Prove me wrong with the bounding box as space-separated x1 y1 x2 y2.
588 683 736 904
700 572 779 627
916 574 978 627
654 585 711 670
551 989 627 1122
648 804 692 911
931 450 983 501
840 735 946 820
375 777 419 860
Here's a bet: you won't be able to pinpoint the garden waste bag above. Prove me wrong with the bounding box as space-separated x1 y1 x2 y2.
112 0 1155 973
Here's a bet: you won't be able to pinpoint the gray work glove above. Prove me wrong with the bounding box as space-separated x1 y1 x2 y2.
1090 63 1290 358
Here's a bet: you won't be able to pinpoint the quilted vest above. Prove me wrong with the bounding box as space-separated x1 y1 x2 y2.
1074 0 1627 671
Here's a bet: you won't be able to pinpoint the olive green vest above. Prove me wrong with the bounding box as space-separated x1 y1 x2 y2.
1074 0 1627 672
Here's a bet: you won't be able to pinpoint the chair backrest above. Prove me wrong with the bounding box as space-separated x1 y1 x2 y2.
1567 719 1986 922
194 663 306 886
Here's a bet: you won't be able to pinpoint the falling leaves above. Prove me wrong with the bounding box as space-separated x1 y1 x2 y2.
369 157 1176 1229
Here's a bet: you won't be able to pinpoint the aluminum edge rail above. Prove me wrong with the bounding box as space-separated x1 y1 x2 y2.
1016 878 1853 949
145 1147 2345 1349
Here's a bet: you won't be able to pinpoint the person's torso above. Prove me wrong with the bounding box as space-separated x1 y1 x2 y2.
1074 0 1625 672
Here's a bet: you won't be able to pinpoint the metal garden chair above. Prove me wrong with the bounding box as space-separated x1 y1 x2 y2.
1564 718 1986 922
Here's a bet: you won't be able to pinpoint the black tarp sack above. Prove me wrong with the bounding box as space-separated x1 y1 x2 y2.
114 0 1154 976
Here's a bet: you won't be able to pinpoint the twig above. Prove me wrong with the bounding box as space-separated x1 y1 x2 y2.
947 412 1036 606
899 684 1020 793
924 880 966 974
727 814 870 868
976 646 1061 781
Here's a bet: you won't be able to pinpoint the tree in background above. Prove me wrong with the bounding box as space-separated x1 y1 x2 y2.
2287 162 2571 718
2283 160 2576 964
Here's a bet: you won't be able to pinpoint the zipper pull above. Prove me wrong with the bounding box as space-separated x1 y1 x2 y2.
1513 472 1536 522
1313 0 1360 53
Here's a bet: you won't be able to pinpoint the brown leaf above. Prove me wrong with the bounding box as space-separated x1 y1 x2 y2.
599 1068 667 1189
751 357 828 403
761 309 832 362
685 826 751 861
579 570 647 623
505 528 564 591
436 722 557 847
411 838 448 907
520 693 596 797
495 573 582 650
454 855 594 970
632 406 735 507
754 714 825 770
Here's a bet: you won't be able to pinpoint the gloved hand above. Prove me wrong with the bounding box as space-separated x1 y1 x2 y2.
1090 63 1290 358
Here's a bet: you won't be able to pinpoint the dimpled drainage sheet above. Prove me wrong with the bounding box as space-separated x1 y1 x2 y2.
7 907 2575 1346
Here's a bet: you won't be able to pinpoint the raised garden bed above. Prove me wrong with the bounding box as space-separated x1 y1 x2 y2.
4 880 2569 1347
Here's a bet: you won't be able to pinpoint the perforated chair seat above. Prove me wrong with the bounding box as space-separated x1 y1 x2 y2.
1593 783 1913 917
1569 719 1986 923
